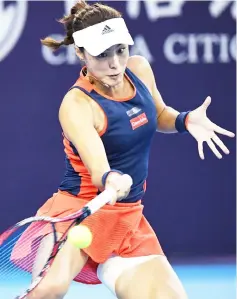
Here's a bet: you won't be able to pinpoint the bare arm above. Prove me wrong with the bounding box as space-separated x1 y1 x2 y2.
151 77 179 133
128 55 180 133
59 88 110 188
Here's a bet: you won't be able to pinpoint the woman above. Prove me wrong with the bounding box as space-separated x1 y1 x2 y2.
23 1 234 298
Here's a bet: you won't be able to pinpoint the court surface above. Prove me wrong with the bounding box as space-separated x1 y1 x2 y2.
1 258 235 299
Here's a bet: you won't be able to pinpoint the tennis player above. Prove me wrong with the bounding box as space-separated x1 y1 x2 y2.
15 1 234 298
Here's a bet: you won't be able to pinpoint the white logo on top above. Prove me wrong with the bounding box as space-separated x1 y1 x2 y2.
102 25 114 35
126 107 142 117
0 1 28 62
126 1 236 21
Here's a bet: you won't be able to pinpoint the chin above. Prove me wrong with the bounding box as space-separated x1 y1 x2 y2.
108 77 123 87
108 81 121 88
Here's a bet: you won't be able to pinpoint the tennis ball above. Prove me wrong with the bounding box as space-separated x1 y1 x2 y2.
68 225 92 249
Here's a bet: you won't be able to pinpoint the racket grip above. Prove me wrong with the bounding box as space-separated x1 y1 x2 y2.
85 189 117 214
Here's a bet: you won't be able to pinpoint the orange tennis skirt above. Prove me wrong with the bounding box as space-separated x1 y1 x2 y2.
11 191 164 284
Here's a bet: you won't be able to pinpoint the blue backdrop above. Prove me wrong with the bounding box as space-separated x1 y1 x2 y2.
0 0 235 258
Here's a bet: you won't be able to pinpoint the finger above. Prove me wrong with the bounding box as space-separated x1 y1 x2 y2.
213 125 235 137
117 190 130 201
198 142 205 160
117 188 131 201
212 134 230 155
121 174 133 188
207 139 222 159
106 187 118 205
202 96 211 110
116 174 133 201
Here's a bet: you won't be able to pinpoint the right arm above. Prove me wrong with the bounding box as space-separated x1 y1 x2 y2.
59 89 131 200
59 88 110 189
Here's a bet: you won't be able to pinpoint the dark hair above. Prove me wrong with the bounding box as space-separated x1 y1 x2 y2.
41 0 122 51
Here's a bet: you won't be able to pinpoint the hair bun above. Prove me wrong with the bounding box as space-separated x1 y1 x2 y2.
71 0 89 15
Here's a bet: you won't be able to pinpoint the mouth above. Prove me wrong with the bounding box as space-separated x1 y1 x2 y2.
108 73 120 78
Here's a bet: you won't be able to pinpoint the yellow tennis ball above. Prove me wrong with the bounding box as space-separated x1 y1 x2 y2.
68 225 92 249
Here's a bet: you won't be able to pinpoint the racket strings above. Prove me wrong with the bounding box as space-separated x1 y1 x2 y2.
0 208 84 252
0 218 73 283
0 222 52 281
0 222 42 253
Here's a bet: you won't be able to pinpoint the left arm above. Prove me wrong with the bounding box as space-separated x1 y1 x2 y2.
150 78 179 133
149 60 235 159
128 55 235 159
128 55 182 133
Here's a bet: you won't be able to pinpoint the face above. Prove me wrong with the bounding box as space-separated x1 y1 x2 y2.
78 44 129 88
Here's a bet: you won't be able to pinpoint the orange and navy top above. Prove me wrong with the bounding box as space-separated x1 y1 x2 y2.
58 68 157 203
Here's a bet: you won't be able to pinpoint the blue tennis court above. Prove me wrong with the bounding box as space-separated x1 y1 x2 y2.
1 259 235 299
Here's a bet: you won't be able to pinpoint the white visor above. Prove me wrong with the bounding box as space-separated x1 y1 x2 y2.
72 18 134 56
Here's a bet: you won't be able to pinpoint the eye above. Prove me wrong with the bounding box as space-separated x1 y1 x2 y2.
97 52 107 58
118 47 126 54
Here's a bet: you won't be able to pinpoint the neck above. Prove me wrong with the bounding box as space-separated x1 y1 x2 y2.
86 69 128 98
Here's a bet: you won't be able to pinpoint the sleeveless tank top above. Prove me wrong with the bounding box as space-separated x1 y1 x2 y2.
59 67 157 202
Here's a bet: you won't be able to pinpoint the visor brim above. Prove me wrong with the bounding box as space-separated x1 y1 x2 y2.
83 32 134 56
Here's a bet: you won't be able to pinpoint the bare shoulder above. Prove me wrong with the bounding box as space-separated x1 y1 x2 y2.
59 87 93 117
127 55 155 92
58 88 95 140
60 88 89 108
59 88 94 125
127 55 151 72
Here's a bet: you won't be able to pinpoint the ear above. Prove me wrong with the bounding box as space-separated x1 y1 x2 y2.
75 46 84 61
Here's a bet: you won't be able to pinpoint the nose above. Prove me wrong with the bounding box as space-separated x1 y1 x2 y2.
108 54 119 69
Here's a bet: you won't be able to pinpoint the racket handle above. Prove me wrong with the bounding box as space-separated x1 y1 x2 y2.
86 174 133 214
85 189 117 214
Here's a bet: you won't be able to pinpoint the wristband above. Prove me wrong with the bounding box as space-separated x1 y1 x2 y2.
102 169 123 186
175 111 190 133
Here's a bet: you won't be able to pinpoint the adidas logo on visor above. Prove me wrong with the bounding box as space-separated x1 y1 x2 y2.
102 25 114 35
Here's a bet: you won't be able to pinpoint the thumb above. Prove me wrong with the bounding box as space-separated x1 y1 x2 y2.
202 96 211 110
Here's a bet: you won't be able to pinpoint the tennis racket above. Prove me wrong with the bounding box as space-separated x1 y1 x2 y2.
0 182 127 298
